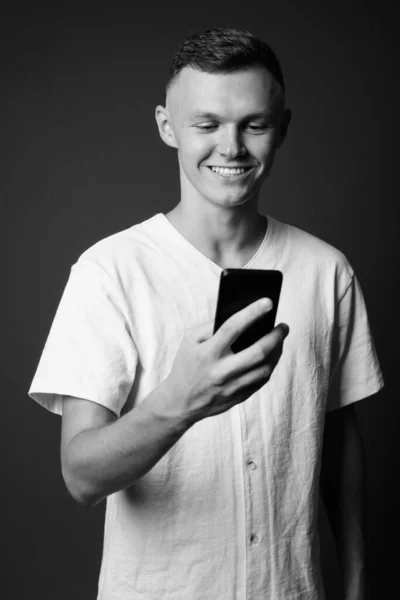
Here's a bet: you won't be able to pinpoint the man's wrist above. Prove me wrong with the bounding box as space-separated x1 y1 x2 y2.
144 377 194 435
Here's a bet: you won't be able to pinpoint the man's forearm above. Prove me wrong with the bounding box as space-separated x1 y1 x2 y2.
62 380 190 506
337 490 367 600
339 424 367 600
320 405 368 599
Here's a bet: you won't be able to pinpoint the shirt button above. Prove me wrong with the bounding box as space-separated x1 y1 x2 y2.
250 533 260 545
247 459 257 471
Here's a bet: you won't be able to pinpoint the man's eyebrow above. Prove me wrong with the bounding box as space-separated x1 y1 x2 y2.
187 110 272 122
187 111 220 121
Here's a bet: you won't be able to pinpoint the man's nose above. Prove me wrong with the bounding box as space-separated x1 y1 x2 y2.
216 128 246 159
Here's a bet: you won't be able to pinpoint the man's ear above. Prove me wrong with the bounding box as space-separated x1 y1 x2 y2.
276 108 292 149
155 105 178 149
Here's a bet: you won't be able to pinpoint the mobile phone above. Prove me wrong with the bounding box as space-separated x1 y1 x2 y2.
213 269 283 353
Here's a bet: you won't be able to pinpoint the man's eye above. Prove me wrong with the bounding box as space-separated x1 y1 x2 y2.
247 124 268 131
196 124 217 131
194 123 269 132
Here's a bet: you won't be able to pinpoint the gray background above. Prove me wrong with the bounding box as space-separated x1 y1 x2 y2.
2 1 397 598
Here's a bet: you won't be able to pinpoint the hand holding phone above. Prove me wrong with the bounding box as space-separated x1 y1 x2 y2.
162 268 287 427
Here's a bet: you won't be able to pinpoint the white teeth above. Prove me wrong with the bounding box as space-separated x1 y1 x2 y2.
211 166 248 176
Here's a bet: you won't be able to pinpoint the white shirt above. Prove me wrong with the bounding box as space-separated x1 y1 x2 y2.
29 213 384 599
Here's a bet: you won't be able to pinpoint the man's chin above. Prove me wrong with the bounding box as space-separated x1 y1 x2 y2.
204 190 256 208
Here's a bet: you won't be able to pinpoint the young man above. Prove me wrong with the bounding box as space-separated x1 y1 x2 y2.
29 28 383 600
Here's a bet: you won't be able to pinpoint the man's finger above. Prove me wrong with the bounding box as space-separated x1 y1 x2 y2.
227 322 289 375
213 298 273 352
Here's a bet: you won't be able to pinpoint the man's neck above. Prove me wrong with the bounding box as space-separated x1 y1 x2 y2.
165 202 267 269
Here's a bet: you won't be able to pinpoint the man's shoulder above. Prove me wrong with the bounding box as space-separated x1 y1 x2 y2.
76 213 163 275
277 218 352 270
270 218 355 294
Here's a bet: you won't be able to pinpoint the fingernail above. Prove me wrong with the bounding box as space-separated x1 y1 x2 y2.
260 298 272 309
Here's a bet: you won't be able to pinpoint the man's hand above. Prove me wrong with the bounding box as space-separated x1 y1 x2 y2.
161 298 289 426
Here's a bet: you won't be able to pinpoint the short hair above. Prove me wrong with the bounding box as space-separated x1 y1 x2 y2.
166 27 285 96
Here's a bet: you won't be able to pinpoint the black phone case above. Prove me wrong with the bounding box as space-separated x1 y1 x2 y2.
213 269 283 353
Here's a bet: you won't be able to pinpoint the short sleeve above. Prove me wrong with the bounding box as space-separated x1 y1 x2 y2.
28 259 138 417
326 273 384 411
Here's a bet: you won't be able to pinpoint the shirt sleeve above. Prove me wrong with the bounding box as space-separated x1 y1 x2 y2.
326 273 384 412
28 259 138 417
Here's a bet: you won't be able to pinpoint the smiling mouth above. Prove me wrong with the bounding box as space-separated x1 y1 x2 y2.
207 166 254 177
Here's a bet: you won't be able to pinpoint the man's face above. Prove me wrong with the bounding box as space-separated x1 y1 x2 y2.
157 66 290 209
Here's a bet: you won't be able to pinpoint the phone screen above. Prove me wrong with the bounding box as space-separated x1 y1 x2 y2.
213 269 283 353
